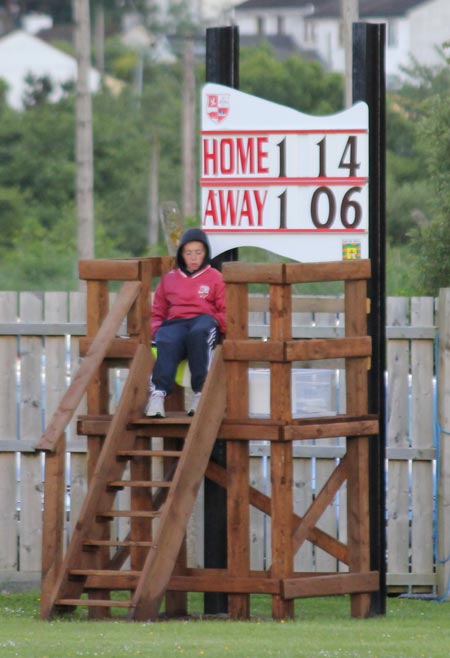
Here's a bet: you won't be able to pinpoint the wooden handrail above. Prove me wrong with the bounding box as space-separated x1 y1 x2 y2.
36 280 142 452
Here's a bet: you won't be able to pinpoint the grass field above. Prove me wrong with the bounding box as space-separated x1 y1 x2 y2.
0 591 449 658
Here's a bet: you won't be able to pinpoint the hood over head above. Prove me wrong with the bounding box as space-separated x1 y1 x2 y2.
176 227 211 274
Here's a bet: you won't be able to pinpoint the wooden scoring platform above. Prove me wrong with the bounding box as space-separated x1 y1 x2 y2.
37 256 380 621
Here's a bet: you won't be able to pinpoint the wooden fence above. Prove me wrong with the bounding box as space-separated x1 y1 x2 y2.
0 289 449 597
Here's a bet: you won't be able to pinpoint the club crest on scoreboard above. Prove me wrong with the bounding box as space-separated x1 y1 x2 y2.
206 93 230 123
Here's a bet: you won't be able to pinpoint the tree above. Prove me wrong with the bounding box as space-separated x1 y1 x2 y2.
409 92 450 293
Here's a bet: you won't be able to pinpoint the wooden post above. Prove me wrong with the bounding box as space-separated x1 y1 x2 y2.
270 274 294 619
40 440 66 619
345 279 370 617
226 282 250 619
86 279 110 617
437 289 450 597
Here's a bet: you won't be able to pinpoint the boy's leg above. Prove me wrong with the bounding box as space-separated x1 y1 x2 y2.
186 315 218 393
152 321 188 395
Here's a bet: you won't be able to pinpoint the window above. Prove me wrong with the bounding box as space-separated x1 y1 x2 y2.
387 20 398 47
277 15 285 35
257 16 265 35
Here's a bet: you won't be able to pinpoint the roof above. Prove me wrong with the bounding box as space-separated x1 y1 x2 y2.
0 30 101 110
236 0 315 9
305 0 428 18
235 0 428 16
240 33 320 60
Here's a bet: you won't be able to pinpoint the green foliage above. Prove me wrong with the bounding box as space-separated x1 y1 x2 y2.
408 90 450 293
240 43 343 115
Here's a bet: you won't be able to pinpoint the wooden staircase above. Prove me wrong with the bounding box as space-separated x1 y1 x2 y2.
44 344 226 621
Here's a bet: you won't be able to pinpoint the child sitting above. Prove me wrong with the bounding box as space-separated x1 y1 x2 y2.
145 228 226 417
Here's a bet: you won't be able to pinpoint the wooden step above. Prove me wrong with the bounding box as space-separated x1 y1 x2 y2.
70 569 141 578
56 598 131 608
96 510 161 520
116 449 183 459
107 480 172 490
83 539 154 548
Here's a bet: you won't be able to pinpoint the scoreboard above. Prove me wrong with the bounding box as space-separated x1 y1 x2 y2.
201 83 369 262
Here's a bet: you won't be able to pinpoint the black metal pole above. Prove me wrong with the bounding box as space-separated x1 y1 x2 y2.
352 22 387 616
203 25 239 615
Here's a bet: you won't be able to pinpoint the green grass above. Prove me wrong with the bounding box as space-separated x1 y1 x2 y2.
1 591 450 657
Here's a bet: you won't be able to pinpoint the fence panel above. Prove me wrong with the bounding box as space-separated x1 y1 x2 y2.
0 292 442 595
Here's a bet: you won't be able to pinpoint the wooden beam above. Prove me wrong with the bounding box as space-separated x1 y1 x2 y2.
284 260 371 284
282 571 379 599
223 339 284 362
284 416 379 441
286 336 371 361
79 259 140 281
222 262 284 284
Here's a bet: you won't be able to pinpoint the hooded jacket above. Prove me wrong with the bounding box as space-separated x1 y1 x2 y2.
151 228 226 336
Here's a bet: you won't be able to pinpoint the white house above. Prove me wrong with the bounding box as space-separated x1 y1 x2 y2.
230 0 450 87
0 30 101 110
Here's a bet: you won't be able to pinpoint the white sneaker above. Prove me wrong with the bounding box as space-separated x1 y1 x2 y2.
187 391 202 416
145 390 166 417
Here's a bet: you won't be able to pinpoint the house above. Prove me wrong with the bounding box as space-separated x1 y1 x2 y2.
0 30 101 110
230 0 450 87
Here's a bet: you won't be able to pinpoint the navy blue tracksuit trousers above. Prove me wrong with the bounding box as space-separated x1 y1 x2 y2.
151 314 218 395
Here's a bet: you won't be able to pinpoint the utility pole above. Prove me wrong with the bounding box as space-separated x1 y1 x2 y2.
73 0 95 271
341 0 359 107
182 35 196 219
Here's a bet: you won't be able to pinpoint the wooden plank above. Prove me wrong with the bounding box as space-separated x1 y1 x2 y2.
223 339 284 362
344 279 371 618
268 282 293 619
437 289 450 598
37 281 141 451
270 442 294 619
410 297 434 580
283 571 379 599
284 416 378 440
226 281 250 619
69 292 88 536
131 347 227 621
249 451 266 570
81 572 281 594
285 260 371 284
0 292 18 572
19 292 44 573
386 297 410 580
387 573 437 587
222 262 284 284
286 336 371 361
40 441 66 619
0 322 86 336
79 259 140 281
85 281 111 618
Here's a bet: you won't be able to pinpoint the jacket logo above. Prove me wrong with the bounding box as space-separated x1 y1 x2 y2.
198 285 210 299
